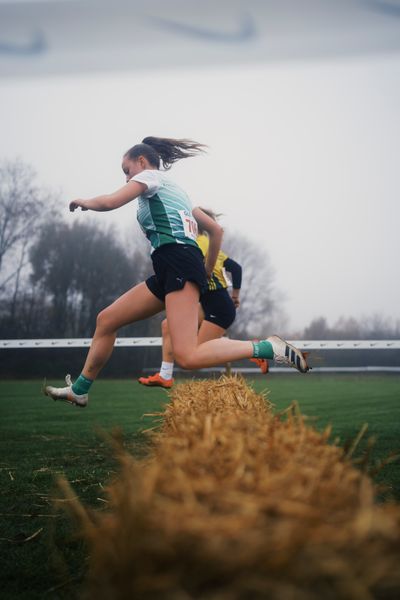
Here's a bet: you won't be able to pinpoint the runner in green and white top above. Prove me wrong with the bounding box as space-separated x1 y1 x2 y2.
44 136 310 408
132 169 199 251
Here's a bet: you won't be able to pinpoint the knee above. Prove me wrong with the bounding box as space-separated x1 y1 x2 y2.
174 350 198 371
96 307 115 333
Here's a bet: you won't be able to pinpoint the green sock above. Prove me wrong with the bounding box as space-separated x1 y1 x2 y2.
252 340 274 359
72 374 93 395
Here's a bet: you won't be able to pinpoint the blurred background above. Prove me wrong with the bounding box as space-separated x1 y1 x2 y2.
1 0 400 374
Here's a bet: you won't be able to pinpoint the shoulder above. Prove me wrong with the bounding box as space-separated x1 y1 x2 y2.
130 170 164 197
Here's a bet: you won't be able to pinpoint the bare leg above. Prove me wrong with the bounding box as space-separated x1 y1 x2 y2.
161 318 174 363
161 304 222 361
82 282 164 379
146 283 308 373
197 319 226 344
166 283 253 369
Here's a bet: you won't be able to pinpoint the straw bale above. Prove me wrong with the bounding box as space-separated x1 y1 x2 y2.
58 376 400 600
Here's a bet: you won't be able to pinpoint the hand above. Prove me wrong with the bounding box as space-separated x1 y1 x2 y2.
69 199 88 212
231 292 240 308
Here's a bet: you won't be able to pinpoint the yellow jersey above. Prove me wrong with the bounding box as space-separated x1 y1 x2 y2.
196 234 230 291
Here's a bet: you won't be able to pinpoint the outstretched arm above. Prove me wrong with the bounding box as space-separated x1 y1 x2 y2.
192 207 223 278
69 181 146 212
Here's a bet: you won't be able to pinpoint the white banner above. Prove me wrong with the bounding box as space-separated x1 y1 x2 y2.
1 1 400 77
1 339 399 350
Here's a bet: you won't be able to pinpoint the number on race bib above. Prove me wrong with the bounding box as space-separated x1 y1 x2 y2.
179 211 198 241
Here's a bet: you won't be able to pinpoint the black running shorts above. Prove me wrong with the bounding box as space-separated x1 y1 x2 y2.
146 243 209 302
200 288 236 330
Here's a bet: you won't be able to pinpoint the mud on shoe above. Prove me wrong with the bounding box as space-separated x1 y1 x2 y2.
44 374 88 407
267 335 310 373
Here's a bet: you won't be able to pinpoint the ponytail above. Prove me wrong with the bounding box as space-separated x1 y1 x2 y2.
143 137 207 170
125 137 206 170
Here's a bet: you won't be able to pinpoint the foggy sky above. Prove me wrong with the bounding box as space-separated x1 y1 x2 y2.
1 55 399 331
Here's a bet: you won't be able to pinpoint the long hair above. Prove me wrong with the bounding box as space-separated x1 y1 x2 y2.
125 137 207 170
197 207 222 235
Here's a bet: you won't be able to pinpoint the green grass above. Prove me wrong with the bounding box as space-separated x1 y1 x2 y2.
251 374 400 495
0 374 399 599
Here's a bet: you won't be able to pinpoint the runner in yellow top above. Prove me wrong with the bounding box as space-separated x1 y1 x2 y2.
139 209 268 388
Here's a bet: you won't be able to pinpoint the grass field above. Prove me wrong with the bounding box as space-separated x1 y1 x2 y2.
1 374 399 599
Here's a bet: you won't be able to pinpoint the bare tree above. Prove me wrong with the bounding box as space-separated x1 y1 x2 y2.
29 220 158 337
303 317 330 340
361 314 400 339
222 231 287 338
303 314 400 339
0 160 56 297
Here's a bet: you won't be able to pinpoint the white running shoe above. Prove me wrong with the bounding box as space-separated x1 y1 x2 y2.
44 374 88 407
267 335 310 373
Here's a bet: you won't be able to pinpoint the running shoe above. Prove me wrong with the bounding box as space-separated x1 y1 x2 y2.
138 373 174 388
44 374 88 407
267 335 310 373
249 357 269 374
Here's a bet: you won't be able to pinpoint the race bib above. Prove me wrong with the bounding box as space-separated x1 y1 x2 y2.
179 210 198 241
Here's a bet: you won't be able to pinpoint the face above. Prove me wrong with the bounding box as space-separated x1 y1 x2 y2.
121 156 143 182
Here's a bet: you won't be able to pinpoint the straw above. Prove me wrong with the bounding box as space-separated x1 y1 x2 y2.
58 375 400 600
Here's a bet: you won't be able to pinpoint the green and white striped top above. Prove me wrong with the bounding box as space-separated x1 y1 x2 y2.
131 170 199 252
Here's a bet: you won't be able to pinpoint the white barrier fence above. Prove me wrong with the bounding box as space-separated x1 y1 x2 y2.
1 339 400 350
0 338 162 349
1 339 399 373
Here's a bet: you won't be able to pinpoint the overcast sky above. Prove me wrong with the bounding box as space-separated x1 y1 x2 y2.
1 51 399 332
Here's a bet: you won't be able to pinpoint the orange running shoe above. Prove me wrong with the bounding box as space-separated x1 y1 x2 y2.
138 372 174 388
249 357 269 374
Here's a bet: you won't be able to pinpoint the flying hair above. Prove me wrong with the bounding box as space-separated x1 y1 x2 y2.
141 137 207 170
197 207 223 235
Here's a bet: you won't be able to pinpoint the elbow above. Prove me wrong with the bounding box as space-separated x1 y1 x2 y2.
210 223 224 239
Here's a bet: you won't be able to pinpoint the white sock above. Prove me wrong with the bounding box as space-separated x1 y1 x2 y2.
160 361 174 380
